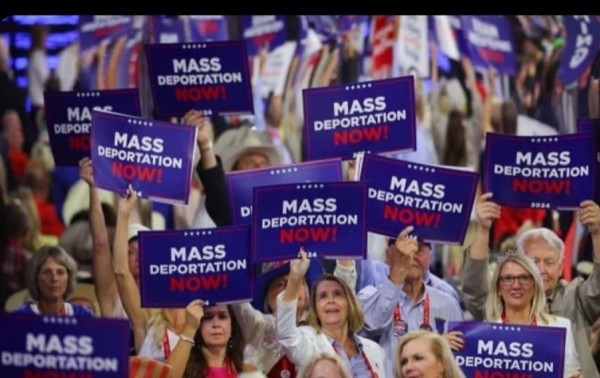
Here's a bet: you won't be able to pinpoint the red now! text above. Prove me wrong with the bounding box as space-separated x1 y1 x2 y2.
333 124 389 146
279 227 338 243
511 178 570 194
383 205 441 227
175 85 226 101
111 162 163 183
170 274 228 292
68 135 90 150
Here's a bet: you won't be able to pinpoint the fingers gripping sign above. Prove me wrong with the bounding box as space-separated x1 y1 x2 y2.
579 200 600 236
476 192 501 230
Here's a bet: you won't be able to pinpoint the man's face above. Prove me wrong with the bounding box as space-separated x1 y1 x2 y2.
234 152 269 171
522 238 562 294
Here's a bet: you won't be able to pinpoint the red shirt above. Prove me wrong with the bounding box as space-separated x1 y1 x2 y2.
34 195 65 237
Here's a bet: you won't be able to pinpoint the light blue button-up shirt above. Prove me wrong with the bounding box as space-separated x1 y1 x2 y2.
358 279 464 378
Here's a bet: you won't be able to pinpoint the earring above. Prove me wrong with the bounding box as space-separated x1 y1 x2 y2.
228 337 233 350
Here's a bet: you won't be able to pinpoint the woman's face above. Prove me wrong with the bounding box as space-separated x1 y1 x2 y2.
498 261 535 313
309 359 345 378
400 338 444 378
200 305 232 348
37 257 69 301
315 280 348 328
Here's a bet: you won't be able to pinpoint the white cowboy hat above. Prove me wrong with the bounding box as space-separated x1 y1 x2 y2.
214 126 283 172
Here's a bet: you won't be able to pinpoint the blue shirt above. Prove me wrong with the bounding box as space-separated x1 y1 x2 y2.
327 334 372 378
14 302 94 317
357 259 462 307
358 280 464 378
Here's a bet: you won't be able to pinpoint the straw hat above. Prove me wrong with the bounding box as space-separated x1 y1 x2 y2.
213 126 283 172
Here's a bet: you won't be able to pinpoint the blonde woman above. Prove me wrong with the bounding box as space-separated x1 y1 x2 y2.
394 331 465 378
297 352 352 378
277 251 384 377
485 253 581 378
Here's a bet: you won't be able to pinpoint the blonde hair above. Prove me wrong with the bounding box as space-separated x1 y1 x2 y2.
14 187 43 251
485 253 551 324
297 352 352 378
306 274 364 333
394 331 465 378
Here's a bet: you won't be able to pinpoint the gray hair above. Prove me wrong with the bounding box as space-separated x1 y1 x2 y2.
26 245 78 301
516 227 564 262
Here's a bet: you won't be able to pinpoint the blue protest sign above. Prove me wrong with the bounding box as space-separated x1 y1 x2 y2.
241 15 288 57
449 321 565 378
252 182 367 262
448 16 471 57
558 16 600 88
578 118 600 198
79 16 133 51
188 16 229 42
484 133 597 209
138 226 253 308
303 76 417 161
44 89 141 166
461 16 516 75
145 41 253 118
0 313 130 377
91 110 196 205
227 159 343 225
151 16 187 44
360 154 478 244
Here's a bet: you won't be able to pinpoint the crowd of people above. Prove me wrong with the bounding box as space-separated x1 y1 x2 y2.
0 15 599 378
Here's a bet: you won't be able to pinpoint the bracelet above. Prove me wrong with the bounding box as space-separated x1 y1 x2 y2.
199 141 213 152
179 334 195 346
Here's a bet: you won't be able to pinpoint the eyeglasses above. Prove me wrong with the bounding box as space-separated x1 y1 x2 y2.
499 274 533 286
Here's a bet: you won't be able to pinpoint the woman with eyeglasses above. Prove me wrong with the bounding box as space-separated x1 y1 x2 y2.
486 253 581 378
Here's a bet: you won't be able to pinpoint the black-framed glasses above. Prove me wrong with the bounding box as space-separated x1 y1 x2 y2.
499 274 533 286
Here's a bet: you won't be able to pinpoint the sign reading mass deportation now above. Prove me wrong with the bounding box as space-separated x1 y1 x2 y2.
227 159 343 225
145 41 253 118
461 16 516 75
138 226 252 307
44 89 141 166
449 321 565 378
360 154 478 244
252 182 367 262
484 133 597 209
303 76 416 161
91 110 196 205
0 313 130 377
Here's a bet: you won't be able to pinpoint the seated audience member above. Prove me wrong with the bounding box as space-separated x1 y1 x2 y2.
13 245 93 316
394 330 465 378
462 193 600 377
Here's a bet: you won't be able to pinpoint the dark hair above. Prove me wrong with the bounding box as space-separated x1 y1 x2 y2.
183 305 244 378
442 110 467 167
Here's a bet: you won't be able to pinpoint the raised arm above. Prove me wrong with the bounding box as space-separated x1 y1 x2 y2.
358 226 416 338
461 192 501 320
183 110 232 227
277 250 317 367
167 299 204 378
576 200 600 321
112 185 148 352
81 158 118 317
